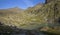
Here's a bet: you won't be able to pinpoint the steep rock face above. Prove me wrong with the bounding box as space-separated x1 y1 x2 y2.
40 0 60 24
39 0 60 34
45 0 54 3
45 0 60 3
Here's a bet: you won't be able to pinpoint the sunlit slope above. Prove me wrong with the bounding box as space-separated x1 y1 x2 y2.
0 11 45 30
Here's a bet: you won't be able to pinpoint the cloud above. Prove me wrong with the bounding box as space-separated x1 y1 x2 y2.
22 0 34 7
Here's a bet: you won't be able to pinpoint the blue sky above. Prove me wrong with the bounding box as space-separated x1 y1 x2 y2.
0 0 45 9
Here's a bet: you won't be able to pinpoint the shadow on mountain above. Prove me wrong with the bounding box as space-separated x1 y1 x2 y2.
0 22 60 35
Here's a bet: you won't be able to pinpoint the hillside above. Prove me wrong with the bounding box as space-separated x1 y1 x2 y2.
0 7 24 16
0 4 45 30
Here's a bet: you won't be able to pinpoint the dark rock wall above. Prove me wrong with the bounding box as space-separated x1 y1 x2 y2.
45 0 54 3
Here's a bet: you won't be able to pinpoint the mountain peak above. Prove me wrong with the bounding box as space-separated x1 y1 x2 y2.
12 7 20 9
7 7 24 12
8 7 20 10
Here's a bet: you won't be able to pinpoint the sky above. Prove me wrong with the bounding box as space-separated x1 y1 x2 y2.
0 0 45 9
